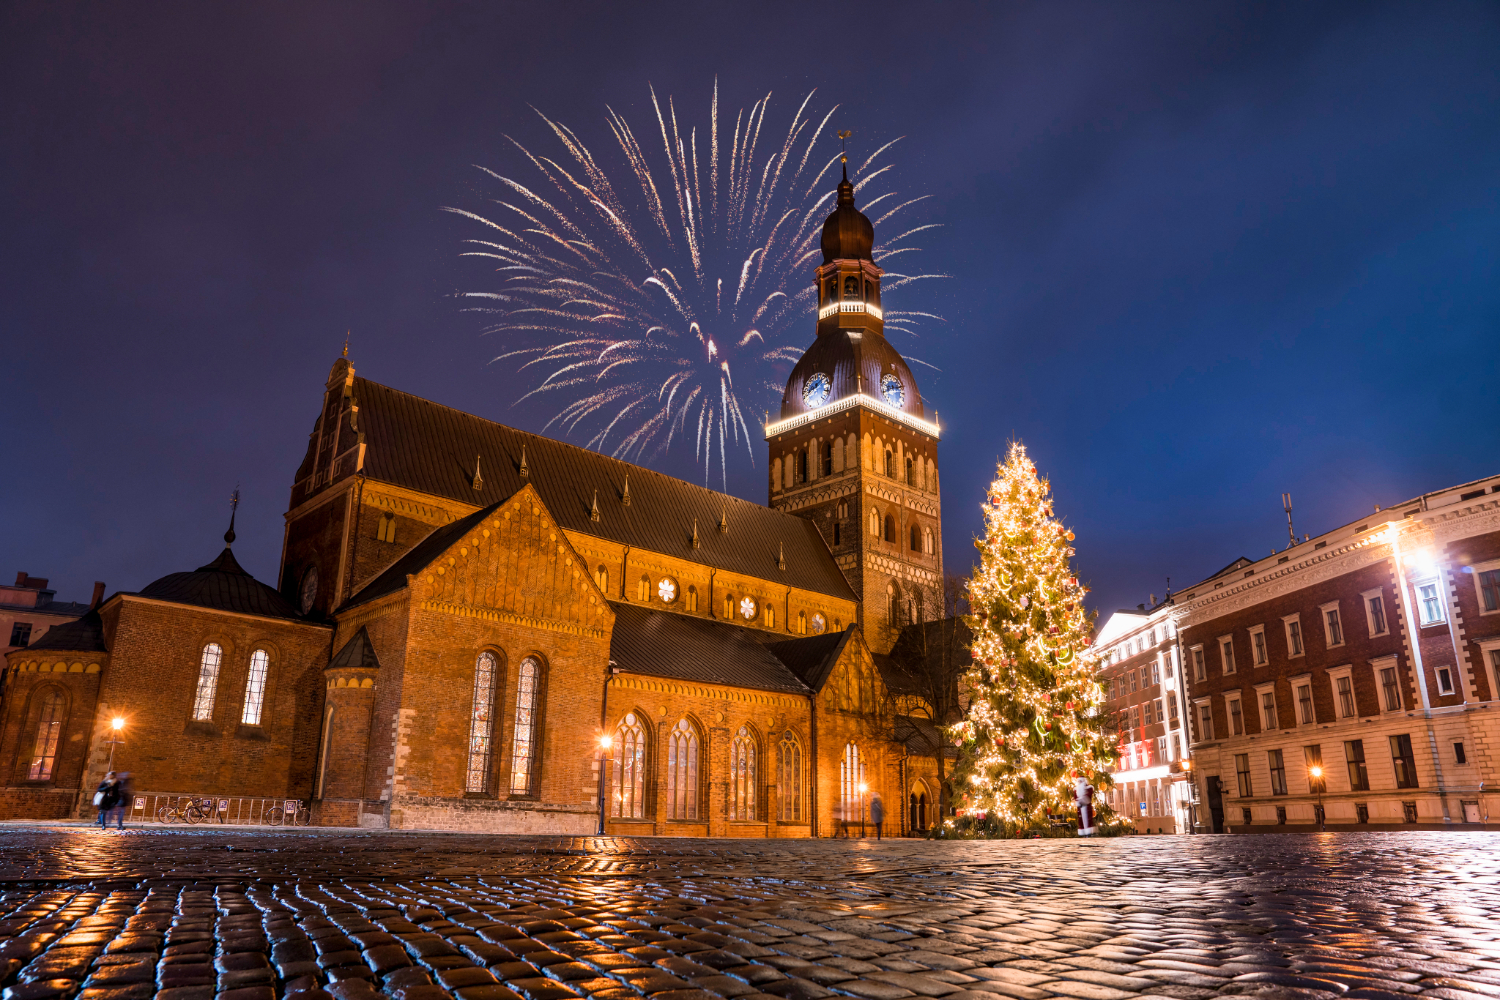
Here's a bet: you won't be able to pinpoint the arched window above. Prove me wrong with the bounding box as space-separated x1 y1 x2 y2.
821 442 833 477
910 526 921 551
840 742 864 827
465 652 498 794
832 437 843 473
723 594 735 619
26 689 65 781
667 719 699 820
241 649 269 726
796 449 808 484
905 457 913 484
377 512 396 543
765 605 776 628
777 731 802 822
911 788 929 831
596 566 608 593
843 275 859 297
869 510 880 537
884 514 896 542
730 727 756 821
887 583 898 625
885 450 895 477
611 713 647 819
825 279 837 304
509 656 540 795
191 643 222 721
637 575 649 602
686 586 698 612
798 611 807 635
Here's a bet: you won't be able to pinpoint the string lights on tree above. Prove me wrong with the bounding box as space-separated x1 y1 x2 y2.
946 442 1119 835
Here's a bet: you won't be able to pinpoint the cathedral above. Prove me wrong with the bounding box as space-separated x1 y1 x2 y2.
0 167 954 835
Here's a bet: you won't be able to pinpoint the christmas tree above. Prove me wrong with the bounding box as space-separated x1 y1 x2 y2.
947 442 1117 834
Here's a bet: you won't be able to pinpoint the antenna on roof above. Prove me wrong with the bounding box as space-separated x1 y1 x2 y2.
518 445 528 478
1282 492 1296 548
472 455 484 492
225 486 240 546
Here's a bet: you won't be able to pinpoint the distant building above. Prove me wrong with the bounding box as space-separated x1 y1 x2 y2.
1179 473 1500 831
1093 604 1193 833
1 572 101 659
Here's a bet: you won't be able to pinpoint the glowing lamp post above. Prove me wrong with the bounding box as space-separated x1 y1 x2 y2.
596 733 613 836
1309 765 1325 831
106 717 125 770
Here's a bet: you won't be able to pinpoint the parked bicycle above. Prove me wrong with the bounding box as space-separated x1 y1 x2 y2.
154 797 218 825
266 800 310 827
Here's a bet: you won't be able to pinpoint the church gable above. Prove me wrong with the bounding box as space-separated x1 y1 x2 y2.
820 631 887 716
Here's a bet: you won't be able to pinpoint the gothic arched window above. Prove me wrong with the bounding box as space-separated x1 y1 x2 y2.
730 727 756 821
509 656 541 795
885 450 895 477
910 526 921 551
905 457 914 484
821 442 833 477
611 713 647 819
596 566 608 593
241 649 269 726
26 689 65 781
465 651 499 793
778 731 802 822
191 643 223 721
797 449 808 484
798 611 807 635
884 514 896 542
869 510 880 537
843 275 859 297
637 574 649 602
686 586 698 612
667 719 700 820
840 742 864 827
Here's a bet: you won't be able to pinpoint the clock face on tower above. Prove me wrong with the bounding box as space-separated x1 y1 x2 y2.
880 374 904 407
802 372 831 408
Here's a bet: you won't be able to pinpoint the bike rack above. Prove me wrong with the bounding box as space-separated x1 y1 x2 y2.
126 792 306 826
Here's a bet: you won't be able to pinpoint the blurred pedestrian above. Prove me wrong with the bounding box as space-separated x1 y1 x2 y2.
110 773 133 830
835 801 847 838
94 772 118 828
870 793 884 840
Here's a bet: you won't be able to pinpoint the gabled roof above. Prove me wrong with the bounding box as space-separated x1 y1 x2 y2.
23 610 107 653
137 548 314 623
762 625 856 693
332 377 856 603
608 604 811 695
341 500 503 611
329 626 382 671
894 715 958 758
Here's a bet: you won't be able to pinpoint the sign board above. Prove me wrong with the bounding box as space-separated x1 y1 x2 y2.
134 797 146 810
285 800 298 813
1139 801 1147 816
218 799 229 811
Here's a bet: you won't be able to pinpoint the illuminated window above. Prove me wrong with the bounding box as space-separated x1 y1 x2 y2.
1390 734 1418 789
611 713 646 819
376 512 396 543
26 690 65 781
777 732 802 822
509 657 540 795
1345 740 1369 791
1236 756 1253 797
465 652 498 794
658 578 677 603
839 742 864 827
241 649 269 726
191 643 222 721
596 566 608 593
765 605 775 628
729 727 756 821
637 575 649 602
1305 745 1325 793
667 719 699 820
1381 666 1402 712
686 586 698 612
1418 583 1443 625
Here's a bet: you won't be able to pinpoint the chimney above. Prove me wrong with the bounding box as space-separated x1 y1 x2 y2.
15 571 26 586
90 582 106 611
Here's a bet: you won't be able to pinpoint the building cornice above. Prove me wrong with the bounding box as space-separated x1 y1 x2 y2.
765 393 939 440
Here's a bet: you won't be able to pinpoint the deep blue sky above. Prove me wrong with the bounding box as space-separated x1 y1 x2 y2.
3 2 1497 619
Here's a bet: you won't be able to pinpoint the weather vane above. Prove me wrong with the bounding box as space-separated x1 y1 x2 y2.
837 129 851 163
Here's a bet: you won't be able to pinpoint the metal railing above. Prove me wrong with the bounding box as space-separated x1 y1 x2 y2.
124 792 306 826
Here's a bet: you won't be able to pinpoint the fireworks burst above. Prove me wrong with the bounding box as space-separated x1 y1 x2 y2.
447 81 945 487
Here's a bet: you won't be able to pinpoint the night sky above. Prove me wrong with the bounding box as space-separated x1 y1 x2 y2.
4 2 1497 620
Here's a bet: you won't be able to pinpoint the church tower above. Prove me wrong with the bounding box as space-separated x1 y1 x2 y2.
765 157 943 653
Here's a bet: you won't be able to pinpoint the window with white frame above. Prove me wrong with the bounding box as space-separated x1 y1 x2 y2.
1474 563 1500 615
1256 684 1279 731
1417 581 1444 625
1328 666 1356 719
1374 656 1403 713
1283 614 1304 657
1191 645 1206 682
1150 661 1161 687
1321 602 1344 648
1165 647 1176 678
1484 642 1500 700
1195 699 1214 741
1219 635 1236 675
1250 626 1268 667
1362 588 1389 636
1227 694 1244 736
1435 666 1456 697
1293 675 1315 725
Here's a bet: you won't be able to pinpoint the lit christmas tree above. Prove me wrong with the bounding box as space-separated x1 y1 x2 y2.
947 442 1118 835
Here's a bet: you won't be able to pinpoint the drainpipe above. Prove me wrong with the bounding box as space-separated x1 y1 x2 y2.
598 660 619 835
808 692 819 837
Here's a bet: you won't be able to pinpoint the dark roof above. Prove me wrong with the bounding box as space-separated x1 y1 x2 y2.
329 626 382 671
777 327 927 423
820 170 874 264
608 604 811 695
894 715 958 758
335 378 856 603
23 610 107 653
342 501 503 611
871 652 916 696
0 599 92 617
762 626 855 693
137 547 315 623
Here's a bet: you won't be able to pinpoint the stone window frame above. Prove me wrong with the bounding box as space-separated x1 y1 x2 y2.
1320 600 1345 649
1289 671 1316 728
1192 697 1213 743
1248 625 1269 668
610 708 652 821
506 652 548 800
1480 639 1500 703
1218 634 1237 676
1469 558 1500 617
1190 644 1206 683
16 683 71 785
1226 691 1245 737
1413 574 1446 626
1254 680 1280 732
237 642 281 736
1282 613 1305 659
1327 664 1357 720
1362 587 1389 637
1371 654 1405 716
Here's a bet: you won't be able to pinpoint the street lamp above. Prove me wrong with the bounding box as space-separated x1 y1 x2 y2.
106 717 125 770
1309 765 1325 831
596 733 613 835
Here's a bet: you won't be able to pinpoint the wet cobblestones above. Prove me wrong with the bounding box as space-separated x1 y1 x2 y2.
0 830 1496 1000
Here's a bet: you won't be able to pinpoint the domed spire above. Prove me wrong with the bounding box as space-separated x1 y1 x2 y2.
821 137 874 264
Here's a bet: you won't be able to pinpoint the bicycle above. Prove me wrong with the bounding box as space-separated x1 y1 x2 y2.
266 800 310 827
153 797 214 824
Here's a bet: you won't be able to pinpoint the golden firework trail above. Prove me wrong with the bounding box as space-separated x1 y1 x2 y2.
448 81 946 488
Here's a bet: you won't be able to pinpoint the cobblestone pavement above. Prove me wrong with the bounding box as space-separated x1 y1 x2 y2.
0 828 1498 1000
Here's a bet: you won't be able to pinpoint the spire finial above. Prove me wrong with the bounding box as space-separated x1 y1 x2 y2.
837 130 852 187
590 489 600 522
518 445 528 478
777 541 786 571
692 518 700 549
719 507 728 534
342 331 349 358
622 473 631 507
225 486 240 546
472 455 484 491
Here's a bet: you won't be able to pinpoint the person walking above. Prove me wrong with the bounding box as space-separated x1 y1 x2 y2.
870 793 884 840
94 772 118 829
835 800 847 838
110 773 133 830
